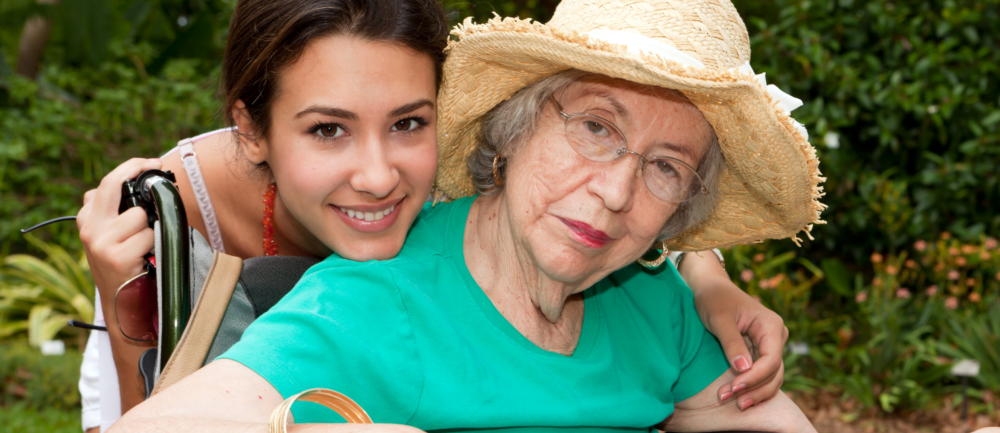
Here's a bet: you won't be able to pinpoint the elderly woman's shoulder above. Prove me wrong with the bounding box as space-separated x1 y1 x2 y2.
600 262 693 305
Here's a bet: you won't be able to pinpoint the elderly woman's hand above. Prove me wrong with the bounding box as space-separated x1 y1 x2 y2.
677 251 788 410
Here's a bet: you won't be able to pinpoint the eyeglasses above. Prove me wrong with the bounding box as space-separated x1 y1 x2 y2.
549 95 708 204
114 267 159 342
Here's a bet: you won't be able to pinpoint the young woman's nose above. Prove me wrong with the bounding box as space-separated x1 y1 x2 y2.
351 137 399 198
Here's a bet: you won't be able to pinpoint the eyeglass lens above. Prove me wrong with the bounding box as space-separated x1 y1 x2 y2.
114 272 159 342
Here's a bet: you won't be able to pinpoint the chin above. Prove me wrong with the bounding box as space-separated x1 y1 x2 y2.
532 245 598 284
333 239 405 262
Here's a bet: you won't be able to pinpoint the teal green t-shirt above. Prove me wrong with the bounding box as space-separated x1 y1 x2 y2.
220 196 729 433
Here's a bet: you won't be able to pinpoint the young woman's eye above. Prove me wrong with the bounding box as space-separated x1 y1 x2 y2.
310 123 346 139
391 117 428 132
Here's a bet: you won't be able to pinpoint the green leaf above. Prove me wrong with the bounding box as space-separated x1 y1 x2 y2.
821 259 852 296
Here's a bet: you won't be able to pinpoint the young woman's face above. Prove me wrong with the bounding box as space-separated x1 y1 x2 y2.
247 35 438 261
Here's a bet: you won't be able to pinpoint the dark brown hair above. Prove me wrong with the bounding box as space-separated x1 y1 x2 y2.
222 0 449 140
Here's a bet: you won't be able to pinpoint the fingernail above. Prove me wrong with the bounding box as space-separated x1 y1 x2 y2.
733 356 751 372
732 383 746 393
720 391 733 401
740 398 754 410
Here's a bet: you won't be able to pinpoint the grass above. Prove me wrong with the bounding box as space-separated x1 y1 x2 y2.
0 403 81 433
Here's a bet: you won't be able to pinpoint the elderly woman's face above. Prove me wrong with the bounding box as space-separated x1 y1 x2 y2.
503 76 714 285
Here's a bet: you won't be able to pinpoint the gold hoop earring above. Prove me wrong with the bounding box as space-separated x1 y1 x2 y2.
637 240 669 268
492 154 504 187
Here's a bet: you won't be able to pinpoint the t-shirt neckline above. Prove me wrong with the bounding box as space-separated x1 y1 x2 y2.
443 196 600 359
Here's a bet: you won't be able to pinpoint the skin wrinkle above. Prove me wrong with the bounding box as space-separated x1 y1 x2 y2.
465 78 713 355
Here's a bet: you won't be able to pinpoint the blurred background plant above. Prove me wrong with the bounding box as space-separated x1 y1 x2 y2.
1 0 998 429
0 234 94 349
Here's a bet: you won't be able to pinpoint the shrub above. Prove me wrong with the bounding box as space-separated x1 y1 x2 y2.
0 339 83 411
732 0 1000 262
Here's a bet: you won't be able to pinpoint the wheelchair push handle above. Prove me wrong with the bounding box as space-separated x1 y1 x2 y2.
125 169 191 373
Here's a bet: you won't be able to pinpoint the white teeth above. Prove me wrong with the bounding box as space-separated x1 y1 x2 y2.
340 202 397 221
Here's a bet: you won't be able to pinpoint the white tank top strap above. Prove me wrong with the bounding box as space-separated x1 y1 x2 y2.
175 127 234 253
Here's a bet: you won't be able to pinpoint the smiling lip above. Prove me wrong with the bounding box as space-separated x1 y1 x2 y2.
556 216 614 249
331 197 405 234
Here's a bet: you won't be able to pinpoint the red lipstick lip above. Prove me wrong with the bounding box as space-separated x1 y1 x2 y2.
556 216 614 249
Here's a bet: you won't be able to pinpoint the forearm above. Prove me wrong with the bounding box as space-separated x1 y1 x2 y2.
665 370 814 433
676 250 731 297
96 281 156 413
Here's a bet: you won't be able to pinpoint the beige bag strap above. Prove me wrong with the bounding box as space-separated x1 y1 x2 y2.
152 251 243 395
269 388 372 432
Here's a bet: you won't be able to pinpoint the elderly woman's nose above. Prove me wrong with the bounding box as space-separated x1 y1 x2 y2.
351 138 400 198
590 156 641 212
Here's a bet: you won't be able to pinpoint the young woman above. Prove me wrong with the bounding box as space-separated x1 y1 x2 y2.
76 0 787 429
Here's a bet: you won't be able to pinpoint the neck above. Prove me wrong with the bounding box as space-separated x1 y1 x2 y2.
465 194 587 355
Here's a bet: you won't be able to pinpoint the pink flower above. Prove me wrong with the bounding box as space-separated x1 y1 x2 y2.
926 285 938 296
855 291 868 303
740 269 754 282
945 297 959 309
947 270 960 280
871 253 884 264
896 288 911 299
886 265 899 275
981 251 991 261
753 253 766 263
949 247 960 256
905 259 918 269
956 257 967 266
872 277 883 286
914 240 928 251
969 292 982 302
966 277 976 287
961 245 977 254
986 238 998 250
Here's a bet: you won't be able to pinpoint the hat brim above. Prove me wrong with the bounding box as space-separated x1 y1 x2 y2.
436 18 825 251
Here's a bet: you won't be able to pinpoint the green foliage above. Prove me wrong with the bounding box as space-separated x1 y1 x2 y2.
727 234 1000 414
0 339 83 411
733 0 1000 261
0 234 94 347
0 1 226 252
0 403 81 433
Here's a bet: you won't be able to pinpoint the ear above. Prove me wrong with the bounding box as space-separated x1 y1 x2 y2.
232 99 268 165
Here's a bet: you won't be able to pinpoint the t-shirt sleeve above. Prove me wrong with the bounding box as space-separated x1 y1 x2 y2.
218 260 423 424
669 277 731 402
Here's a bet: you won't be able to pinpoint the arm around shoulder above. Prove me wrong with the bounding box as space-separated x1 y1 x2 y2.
661 370 815 433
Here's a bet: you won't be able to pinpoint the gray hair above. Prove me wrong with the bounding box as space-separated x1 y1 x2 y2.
467 70 724 240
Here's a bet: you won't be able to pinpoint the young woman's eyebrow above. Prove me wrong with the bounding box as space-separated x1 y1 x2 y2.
295 106 358 120
388 99 434 117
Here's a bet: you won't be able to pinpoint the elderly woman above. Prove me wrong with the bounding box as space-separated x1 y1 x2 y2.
114 0 822 431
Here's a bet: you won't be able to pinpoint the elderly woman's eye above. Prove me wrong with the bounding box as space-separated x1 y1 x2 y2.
310 123 346 139
584 120 609 137
653 160 681 177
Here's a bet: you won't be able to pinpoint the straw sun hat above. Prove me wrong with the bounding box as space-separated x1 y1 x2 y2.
435 0 826 251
